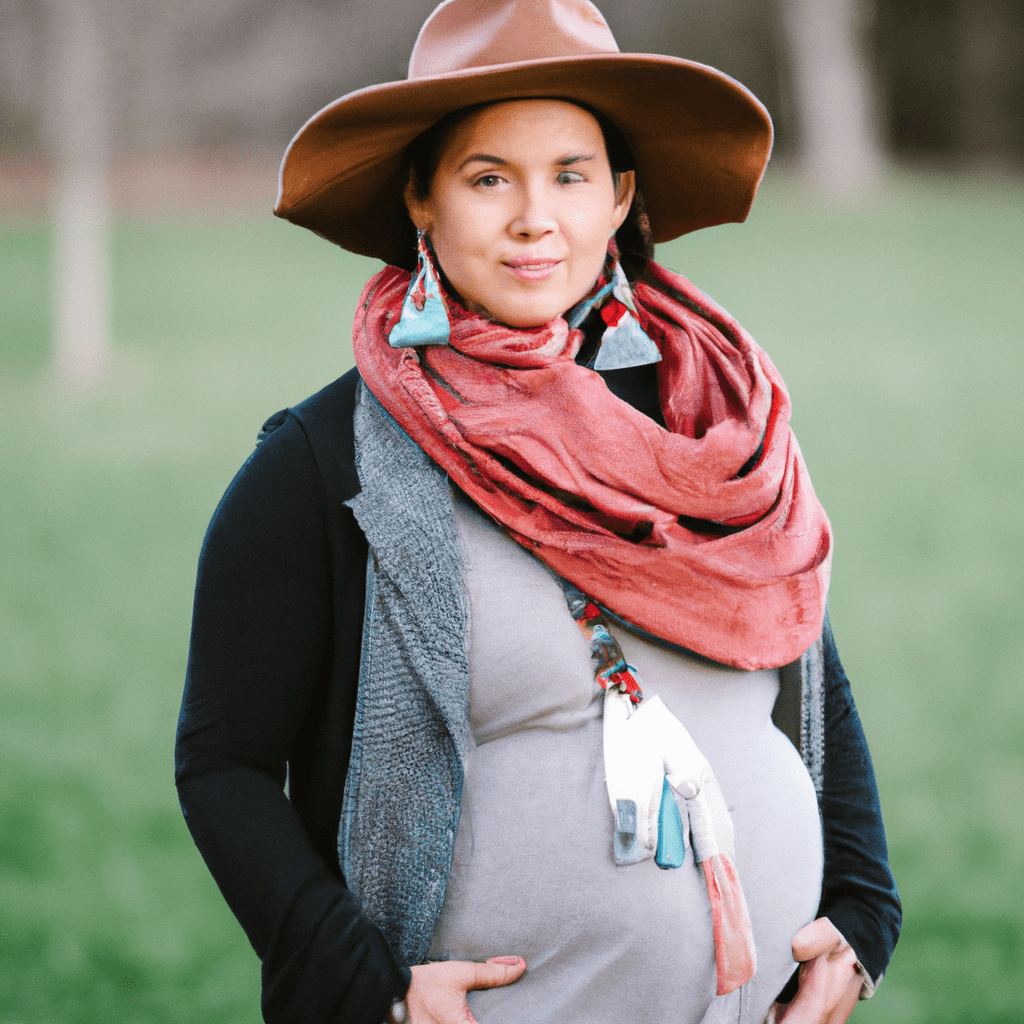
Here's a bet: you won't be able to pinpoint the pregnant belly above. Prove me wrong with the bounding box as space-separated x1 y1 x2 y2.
427 713 821 1024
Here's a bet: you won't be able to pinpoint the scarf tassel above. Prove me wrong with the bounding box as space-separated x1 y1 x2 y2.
703 852 758 994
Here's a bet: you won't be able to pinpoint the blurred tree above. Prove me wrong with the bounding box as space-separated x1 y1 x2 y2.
780 0 885 192
875 0 958 155
954 0 1024 166
0 0 45 148
875 0 1024 163
44 0 112 387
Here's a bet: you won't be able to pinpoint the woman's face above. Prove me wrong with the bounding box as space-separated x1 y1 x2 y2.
405 100 635 328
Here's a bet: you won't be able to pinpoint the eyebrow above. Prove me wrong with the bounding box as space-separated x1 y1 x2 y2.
457 153 507 171
456 152 597 172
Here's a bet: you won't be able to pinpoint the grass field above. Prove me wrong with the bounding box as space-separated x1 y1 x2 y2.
2 170 1023 1023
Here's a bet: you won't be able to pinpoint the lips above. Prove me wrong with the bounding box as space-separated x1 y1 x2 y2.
502 257 562 281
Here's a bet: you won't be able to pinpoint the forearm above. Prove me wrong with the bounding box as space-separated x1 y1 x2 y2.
176 765 409 1024
815 614 901 986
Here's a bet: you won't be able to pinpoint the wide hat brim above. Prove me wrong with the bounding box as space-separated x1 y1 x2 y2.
275 53 773 270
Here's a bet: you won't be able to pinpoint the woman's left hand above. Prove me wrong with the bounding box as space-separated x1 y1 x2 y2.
765 917 862 1024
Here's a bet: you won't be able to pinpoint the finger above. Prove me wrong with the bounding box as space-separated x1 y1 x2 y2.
824 968 863 1024
791 917 845 963
467 956 527 991
777 956 829 1024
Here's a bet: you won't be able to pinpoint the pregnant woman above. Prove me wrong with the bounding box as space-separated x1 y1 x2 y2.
175 2 901 1022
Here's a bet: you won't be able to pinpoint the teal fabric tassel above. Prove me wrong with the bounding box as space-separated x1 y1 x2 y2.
388 231 450 348
655 776 686 868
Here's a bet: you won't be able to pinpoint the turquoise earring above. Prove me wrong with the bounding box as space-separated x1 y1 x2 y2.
388 230 451 348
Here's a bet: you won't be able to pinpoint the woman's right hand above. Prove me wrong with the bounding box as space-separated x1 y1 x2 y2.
403 956 527 1023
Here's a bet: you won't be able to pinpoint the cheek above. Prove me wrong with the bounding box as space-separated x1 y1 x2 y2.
431 219 496 304
568 200 618 245
569 210 592 231
433 199 487 261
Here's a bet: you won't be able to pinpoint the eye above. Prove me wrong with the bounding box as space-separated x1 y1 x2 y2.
557 170 586 185
473 173 503 188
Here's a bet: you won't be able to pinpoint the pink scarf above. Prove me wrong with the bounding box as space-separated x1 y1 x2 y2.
353 260 831 670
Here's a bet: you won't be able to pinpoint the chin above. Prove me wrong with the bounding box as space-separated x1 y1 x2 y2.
500 311 559 328
490 296 570 329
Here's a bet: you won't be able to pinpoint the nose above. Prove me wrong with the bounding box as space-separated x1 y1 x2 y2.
508 181 557 240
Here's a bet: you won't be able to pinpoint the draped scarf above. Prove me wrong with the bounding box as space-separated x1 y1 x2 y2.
352 260 831 670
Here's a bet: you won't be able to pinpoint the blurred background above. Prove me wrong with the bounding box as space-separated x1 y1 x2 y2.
1 0 1022 1021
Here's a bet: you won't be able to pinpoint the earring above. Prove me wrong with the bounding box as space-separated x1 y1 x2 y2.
592 261 661 370
388 230 451 348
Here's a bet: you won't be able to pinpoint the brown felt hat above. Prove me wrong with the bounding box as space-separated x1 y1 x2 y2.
275 0 773 269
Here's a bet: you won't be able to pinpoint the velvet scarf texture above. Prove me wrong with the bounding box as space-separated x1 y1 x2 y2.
352 260 831 671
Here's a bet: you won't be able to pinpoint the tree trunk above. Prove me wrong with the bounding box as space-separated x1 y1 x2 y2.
780 0 885 194
47 0 111 387
954 0 1024 168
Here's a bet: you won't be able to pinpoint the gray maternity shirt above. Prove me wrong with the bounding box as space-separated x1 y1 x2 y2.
426 494 823 1023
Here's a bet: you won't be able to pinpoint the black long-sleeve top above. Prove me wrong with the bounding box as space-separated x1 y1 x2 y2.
175 367 900 1023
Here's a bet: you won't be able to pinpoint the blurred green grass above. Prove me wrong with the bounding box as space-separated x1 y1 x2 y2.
2 172 1022 1022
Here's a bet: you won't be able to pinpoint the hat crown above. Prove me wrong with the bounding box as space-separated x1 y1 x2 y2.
408 0 619 79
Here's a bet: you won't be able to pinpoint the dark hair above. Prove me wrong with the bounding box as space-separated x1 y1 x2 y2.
406 99 653 280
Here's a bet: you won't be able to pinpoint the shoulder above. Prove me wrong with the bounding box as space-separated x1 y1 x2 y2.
253 367 363 505
202 368 363 558
288 366 362 449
